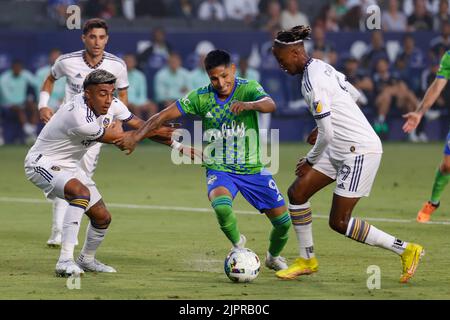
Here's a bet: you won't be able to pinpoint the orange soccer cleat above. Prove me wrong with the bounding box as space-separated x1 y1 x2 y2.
416 201 439 223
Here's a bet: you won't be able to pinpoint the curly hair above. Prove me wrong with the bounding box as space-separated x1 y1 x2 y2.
274 25 312 45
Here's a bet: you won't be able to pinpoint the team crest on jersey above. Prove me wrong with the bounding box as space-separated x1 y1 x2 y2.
181 97 191 105
50 166 61 171
103 118 111 128
313 101 322 113
207 175 217 185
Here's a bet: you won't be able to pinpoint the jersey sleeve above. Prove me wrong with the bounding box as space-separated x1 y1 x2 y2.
112 98 133 122
175 89 201 116
115 64 129 90
245 80 270 101
71 121 105 141
437 53 450 79
51 57 65 80
304 74 334 164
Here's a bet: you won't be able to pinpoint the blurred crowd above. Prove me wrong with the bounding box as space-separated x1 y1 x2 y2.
47 0 450 32
2 0 450 145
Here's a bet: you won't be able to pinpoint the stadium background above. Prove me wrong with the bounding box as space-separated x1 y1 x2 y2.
1 0 450 300
2 0 450 143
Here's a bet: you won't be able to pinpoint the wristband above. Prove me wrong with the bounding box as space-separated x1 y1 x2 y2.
38 91 50 110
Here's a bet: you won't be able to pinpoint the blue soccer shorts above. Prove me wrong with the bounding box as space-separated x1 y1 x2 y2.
205 169 285 212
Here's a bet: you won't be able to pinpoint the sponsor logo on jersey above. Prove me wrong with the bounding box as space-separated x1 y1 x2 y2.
207 175 217 185
103 118 111 128
181 97 190 105
313 101 322 113
50 166 61 171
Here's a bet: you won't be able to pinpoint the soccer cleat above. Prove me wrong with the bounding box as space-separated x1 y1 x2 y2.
400 243 424 283
275 257 319 280
76 256 117 273
55 259 84 277
47 238 61 248
417 201 439 223
47 230 62 248
265 252 288 271
232 234 247 250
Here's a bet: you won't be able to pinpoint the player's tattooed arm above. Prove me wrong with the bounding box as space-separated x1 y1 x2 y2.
402 78 448 133
230 97 276 115
114 102 182 154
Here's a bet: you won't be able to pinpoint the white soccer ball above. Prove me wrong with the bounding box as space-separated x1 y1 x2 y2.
224 248 260 283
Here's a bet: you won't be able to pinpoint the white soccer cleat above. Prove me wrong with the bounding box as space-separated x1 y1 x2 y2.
76 256 117 273
55 259 85 277
265 252 288 271
232 234 247 250
47 238 61 248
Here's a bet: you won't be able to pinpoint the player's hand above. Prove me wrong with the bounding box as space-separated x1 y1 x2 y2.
307 127 318 145
402 111 422 133
114 131 137 155
295 158 312 177
110 120 124 134
230 101 252 115
39 107 54 123
153 125 177 140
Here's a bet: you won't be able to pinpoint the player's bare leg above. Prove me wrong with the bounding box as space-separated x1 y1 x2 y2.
263 205 291 271
329 193 424 283
76 199 116 273
276 169 333 279
209 187 246 249
55 178 90 277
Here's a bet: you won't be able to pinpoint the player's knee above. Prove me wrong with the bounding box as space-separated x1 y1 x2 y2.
91 212 111 229
328 216 348 234
66 183 90 199
287 184 308 204
441 161 450 174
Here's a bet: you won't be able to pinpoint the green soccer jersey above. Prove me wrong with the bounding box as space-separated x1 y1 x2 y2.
176 78 269 174
437 51 450 79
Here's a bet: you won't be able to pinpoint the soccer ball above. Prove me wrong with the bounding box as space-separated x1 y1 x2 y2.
224 248 260 283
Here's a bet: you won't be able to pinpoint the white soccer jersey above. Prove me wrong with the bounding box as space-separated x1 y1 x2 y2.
51 50 129 103
27 93 132 170
301 58 382 164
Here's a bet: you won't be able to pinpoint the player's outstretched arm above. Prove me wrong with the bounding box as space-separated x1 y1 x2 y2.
114 102 182 154
38 74 57 123
230 97 276 115
402 78 447 133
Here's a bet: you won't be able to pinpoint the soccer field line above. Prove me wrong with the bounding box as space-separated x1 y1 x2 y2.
2 196 450 226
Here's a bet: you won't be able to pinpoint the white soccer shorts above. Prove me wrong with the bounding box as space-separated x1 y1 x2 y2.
24 153 101 209
78 143 102 179
312 150 382 198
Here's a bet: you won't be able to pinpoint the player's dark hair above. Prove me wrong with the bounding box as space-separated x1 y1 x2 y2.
204 49 231 71
83 18 109 35
83 69 116 90
274 25 311 46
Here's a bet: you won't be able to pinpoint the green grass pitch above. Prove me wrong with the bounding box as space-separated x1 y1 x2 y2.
1 143 449 299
